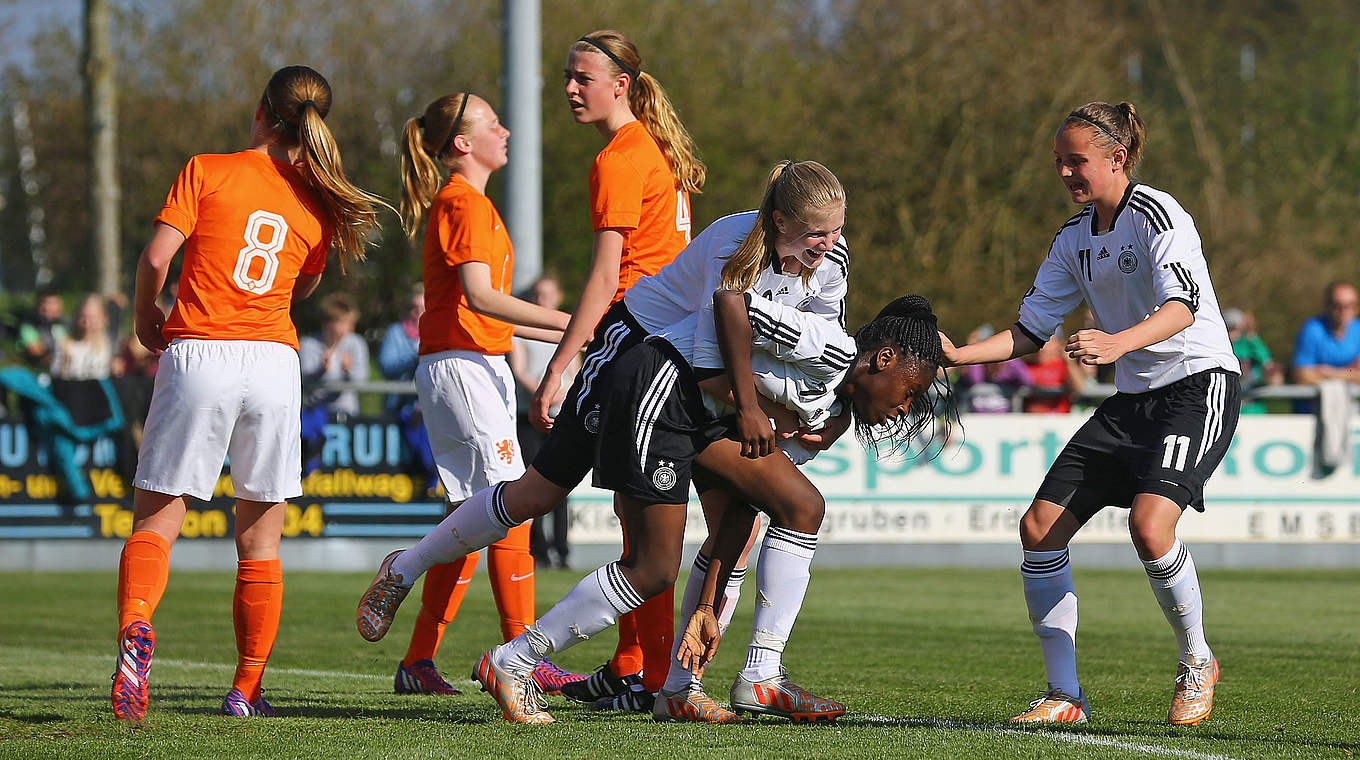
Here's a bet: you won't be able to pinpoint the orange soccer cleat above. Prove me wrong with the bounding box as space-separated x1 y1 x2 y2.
356 550 413 642
1169 657 1219 725
730 668 846 723
653 686 743 723
472 649 554 724
1010 688 1090 724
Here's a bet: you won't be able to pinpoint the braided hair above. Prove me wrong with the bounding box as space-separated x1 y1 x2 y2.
850 294 957 457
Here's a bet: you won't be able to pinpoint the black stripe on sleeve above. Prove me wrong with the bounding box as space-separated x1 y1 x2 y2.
1015 321 1047 348
1128 198 1167 236
1132 191 1174 232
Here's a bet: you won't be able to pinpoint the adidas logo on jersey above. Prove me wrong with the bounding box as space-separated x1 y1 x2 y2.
1097 246 1110 259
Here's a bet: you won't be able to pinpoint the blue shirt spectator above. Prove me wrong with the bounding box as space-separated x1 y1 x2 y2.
378 285 423 384
1292 281 1360 386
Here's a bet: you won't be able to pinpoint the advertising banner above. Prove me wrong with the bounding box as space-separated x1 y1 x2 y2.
2 416 1357 545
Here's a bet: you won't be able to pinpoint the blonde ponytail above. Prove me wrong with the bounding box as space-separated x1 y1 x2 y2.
720 160 845 293
573 31 706 193
263 65 389 272
399 93 476 238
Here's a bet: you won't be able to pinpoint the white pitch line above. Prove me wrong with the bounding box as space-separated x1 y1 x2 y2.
858 714 1243 760
15 648 478 687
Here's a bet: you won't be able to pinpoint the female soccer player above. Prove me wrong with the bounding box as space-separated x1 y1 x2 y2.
357 29 706 705
474 292 948 724
382 92 574 695
112 65 385 721
356 160 851 719
942 101 1239 726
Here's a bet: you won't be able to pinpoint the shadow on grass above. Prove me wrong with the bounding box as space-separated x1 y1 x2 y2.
0 711 66 724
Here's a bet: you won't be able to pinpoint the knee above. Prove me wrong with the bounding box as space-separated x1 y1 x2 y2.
774 490 825 534
1019 508 1070 551
1128 520 1173 560
622 560 677 600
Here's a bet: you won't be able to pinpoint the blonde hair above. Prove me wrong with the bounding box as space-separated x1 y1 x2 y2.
572 30 705 193
719 161 845 293
399 92 479 238
1061 101 1147 177
261 65 387 272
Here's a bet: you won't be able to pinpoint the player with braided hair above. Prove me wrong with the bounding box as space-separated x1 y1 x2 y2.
472 290 953 724
663 292 956 722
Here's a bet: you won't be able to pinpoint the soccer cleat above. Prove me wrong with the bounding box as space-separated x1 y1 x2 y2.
356 550 413 642
1010 688 1090 723
558 662 631 703
111 620 155 723
730 668 847 723
652 686 743 723
592 673 653 713
530 660 587 696
472 649 554 724
221 688 276 717
1169 657 1219 725
395 659 462 695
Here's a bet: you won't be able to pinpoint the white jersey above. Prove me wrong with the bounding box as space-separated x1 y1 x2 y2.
1016 183 1237 393
624 210 849 362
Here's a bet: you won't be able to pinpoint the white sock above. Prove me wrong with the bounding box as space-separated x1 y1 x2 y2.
1021 549 1080 696
662 554 711 695
391 483 515 581
719 565 747 633
1142 540 1212 662
740 527 817 682
494 561 643 676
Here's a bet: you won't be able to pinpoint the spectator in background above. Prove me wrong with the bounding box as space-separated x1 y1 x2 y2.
300 292 369 419
16 290 68 371
50 294 114 381
956 323 1031 412
1291 281 1360 470
1022 329 1086 413
508 275 579 568
1292 281 1360 386
46 294 126 498
1224 307 1281 414
378 284 437 493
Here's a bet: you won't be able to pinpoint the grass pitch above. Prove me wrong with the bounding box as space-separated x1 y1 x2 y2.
1 565 1357 759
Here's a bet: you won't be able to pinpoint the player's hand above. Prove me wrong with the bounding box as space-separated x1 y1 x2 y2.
938 330 960 366
135 306 169 354
1066 328 1126 366
676 604 722 676
735 405 776 459
794 410 851 451
530 367 562 432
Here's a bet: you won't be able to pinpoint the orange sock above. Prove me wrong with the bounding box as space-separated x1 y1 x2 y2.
403 553 478 666
117 530 171 633
610 533 644 677
487 523 535 641
635 585 675 693
231 559 283 702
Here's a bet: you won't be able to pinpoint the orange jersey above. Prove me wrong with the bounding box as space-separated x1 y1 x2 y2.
589 120 691 303
155 150 333 349
419 174 515 355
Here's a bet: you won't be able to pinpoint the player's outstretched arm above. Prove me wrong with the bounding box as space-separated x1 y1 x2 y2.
944 324 1041 367
714 288 775 458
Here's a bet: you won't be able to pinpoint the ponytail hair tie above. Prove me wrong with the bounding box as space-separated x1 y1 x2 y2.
417 115 426 129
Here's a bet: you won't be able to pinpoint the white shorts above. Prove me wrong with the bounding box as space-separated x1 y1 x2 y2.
416 350 525 501
134 339 302 503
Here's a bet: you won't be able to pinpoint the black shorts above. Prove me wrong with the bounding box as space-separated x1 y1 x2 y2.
1035 369 1239 522
532 301 647 489
593 336 726 504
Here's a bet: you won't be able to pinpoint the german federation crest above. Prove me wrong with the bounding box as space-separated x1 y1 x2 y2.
652 460 677 491
1118 251 1138 274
